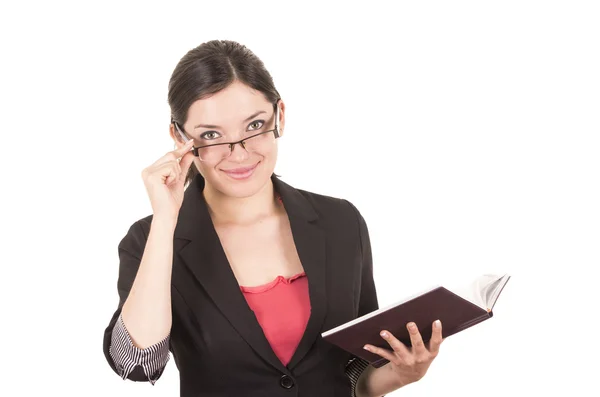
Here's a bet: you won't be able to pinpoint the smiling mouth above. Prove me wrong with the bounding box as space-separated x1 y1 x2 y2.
220 162 259 180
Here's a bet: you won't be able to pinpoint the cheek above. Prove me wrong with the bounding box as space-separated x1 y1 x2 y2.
194 158 213 178
257 147 278 175
265 145 278 163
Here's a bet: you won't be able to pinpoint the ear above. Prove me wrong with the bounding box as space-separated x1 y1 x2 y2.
169 123 187 149
277 99 286 137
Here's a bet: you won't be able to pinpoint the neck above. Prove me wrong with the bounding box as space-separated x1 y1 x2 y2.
203 179 280 226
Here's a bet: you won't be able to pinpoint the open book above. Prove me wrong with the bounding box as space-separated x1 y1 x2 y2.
322 274 511 368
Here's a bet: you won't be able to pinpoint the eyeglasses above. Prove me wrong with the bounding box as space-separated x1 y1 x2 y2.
173 103 281 162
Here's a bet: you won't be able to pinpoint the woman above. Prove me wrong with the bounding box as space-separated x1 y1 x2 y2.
102 40 443 397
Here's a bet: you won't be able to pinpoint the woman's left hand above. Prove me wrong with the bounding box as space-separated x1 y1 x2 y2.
363 320 443 388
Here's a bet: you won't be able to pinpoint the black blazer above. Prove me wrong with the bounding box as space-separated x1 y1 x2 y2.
103 174 379 397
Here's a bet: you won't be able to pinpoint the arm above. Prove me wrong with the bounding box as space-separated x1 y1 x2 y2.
109 313 171 384
121 216 175 348
345 357 371 397
103 215 177 382
355 365 401 397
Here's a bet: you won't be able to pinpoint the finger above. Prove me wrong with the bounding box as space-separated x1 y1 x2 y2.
178 151 195 181
166 139 194 168
379 330 411 363
151 140 194 167
164 163 179 186
363 344 401 366
173 162 182 185
173 139 194 157
155 160 180 181
406 322 427 355
428 320 443 356
150 162 179 186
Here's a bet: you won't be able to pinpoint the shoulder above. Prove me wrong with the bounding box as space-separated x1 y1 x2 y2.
292 186 373 259
117 214 154 253
129 214 154 235
294 186 367 230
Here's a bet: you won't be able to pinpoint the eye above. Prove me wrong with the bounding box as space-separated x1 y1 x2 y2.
199 131 221 140
248 120 265 131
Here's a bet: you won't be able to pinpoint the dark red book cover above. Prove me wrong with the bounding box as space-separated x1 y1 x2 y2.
322 287 493 368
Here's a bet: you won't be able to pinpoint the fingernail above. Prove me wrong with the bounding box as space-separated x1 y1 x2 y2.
408 322 416 330
434 320 441 328
363 345 370 351
380 331 388 338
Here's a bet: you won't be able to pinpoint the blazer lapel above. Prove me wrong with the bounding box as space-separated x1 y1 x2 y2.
173 175 289 374
273 177 328 370
173 174 328 372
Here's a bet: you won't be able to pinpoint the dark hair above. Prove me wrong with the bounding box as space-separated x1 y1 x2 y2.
168 40 281 187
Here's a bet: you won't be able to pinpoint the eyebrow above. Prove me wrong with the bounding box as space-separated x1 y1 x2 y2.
193 110 267 130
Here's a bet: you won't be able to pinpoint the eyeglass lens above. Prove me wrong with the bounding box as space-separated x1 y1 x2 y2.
196 130 277 161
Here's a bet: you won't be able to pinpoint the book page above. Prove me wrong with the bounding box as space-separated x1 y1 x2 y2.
447 274 506 311
484 274 511 310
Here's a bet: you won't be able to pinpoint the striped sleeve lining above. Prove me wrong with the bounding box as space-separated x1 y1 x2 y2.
345 356 371 397
108 313 171 385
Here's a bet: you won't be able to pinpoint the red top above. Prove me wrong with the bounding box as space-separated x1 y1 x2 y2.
240 272 310 366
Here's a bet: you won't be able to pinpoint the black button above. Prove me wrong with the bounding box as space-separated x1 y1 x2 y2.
279 374 294 389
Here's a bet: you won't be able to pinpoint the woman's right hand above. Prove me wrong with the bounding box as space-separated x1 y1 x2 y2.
141 140 196 220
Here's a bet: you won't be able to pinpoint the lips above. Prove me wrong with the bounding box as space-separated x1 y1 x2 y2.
223 164 257 173
221 163 259 180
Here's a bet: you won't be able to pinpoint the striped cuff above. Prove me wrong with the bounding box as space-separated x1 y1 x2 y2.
108 313 171 385
345 357 371 397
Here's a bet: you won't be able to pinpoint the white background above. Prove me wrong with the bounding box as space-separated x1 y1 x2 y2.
1 0 599 395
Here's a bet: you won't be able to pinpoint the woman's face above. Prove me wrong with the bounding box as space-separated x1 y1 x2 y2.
179 81 285 198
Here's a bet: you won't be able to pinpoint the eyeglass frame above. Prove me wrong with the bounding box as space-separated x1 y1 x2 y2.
172 102 281 160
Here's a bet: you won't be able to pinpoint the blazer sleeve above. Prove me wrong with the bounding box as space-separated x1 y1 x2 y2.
109 312 171 385
102 219 171 384
343 200 380 396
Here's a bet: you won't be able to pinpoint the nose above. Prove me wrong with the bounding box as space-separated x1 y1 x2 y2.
228 141 250 162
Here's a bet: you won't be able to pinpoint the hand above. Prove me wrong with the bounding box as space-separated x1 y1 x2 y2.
141 140 196 220
363 320 443 388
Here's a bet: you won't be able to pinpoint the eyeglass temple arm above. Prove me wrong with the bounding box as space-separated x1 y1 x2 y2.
172 119 201 157
274 101 281 138
172 118 190 143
